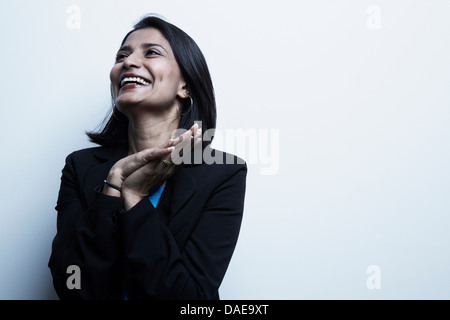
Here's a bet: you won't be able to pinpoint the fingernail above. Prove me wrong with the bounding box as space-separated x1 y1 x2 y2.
167 146 175 151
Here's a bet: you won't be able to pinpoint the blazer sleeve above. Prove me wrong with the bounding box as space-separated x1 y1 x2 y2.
48 152 125 299
122 162 247 300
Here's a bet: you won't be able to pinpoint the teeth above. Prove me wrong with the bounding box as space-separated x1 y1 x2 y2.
120 77 150 87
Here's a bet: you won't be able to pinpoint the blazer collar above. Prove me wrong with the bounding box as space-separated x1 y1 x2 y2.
166 164 196 218
92 144 128 162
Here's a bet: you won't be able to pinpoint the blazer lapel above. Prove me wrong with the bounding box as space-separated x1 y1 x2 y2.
161 164 199 250
167 164 197 219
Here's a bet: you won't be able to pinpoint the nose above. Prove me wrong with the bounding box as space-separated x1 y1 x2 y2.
122 52 141 70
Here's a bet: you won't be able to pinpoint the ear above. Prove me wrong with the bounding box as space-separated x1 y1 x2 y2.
177 82 190 99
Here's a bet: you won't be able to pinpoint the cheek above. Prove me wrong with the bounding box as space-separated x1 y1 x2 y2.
109 65 121 90
167 62 183 82
160 70 184 96
153 61 182 84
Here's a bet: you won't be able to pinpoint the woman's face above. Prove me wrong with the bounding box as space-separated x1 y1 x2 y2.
110 28 188 115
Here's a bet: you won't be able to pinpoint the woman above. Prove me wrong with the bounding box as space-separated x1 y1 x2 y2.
48 15 247 300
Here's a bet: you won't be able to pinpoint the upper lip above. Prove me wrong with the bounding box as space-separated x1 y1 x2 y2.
119 73 152 87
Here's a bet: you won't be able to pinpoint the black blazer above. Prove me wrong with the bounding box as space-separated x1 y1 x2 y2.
48 145 247 300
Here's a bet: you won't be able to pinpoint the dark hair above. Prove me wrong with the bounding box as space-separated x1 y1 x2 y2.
86 14 216 147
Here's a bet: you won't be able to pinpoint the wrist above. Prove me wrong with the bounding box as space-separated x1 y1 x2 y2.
106 168 123 186
103 168 123 197
104 180 121 192
122 189 147 211
103 181 122 197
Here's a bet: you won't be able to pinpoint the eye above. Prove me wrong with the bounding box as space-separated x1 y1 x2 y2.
145 49 160 57
115 52 128 63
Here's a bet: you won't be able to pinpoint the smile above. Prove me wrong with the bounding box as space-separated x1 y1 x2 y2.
120 77 151 88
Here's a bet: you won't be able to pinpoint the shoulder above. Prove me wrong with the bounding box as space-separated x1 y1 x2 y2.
183 147 247 183
63 145 126 175
204 147 246 168
64 146 102 168
66 145 126 162
67 146 103 160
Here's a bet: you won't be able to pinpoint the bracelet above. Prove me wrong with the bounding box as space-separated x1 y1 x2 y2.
104 180 122 192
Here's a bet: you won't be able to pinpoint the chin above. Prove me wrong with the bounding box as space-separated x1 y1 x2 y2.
116 96 146 108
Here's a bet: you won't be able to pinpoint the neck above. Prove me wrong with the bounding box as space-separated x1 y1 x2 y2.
127 108 180 154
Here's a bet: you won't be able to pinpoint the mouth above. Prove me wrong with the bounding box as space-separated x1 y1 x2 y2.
119 75 151 89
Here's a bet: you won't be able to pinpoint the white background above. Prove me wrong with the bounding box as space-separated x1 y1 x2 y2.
0 0 449 299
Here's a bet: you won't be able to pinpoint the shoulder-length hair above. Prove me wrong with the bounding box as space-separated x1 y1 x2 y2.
87 14 216 147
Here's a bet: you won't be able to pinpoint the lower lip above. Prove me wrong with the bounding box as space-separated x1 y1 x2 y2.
120 84 149 91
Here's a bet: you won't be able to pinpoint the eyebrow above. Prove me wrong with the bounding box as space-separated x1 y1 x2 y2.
118 43 168 53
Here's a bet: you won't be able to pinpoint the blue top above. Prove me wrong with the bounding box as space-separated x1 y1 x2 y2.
148 185 165 208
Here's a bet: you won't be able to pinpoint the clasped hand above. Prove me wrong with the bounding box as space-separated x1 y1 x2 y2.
103 123 202 210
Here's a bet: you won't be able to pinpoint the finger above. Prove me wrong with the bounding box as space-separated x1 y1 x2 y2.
194 127 202 140
158 158 176 175
193 135 202 148
147 159 176 186
159 158 173 167
168 126 203 164
140 146 174 162
154 165 176 188
159 138 174 149
138 159 174 179
170 140 187 164
171 129 193 147
191 128 202 148
190 122 199 136
160 149 177 167
122 147 174 177
176 133 193 151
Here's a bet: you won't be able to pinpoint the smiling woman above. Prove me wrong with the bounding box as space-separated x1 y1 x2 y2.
48 14 247 300
111 28 189 131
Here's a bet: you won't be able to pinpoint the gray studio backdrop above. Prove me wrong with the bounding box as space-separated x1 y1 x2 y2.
1 0 449 299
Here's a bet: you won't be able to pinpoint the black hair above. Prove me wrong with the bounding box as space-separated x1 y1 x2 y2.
86 14 216 147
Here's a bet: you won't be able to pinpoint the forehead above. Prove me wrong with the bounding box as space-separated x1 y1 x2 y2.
122 28 171 50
